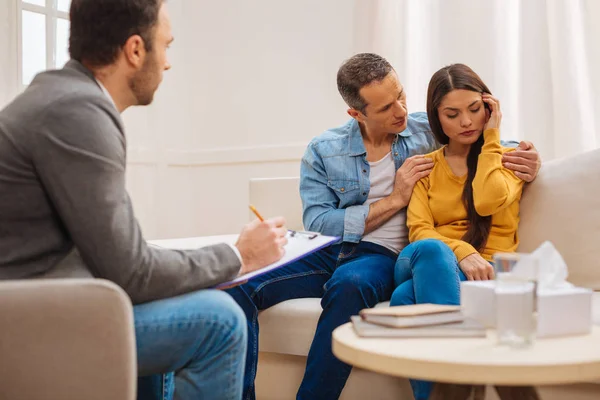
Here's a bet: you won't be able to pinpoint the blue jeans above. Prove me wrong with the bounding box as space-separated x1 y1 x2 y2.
390 239 467 400
135 289 247 400
226 241 397 400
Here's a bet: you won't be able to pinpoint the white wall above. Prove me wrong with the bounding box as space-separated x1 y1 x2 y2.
124 0 359 239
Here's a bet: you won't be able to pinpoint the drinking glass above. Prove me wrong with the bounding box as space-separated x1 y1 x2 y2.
493 253 538 348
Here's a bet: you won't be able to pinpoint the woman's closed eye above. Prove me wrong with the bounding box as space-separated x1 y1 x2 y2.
446 113 458 119
470 107 481 113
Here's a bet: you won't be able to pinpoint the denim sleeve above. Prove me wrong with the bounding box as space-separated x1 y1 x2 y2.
300 144 367 242
342 205 369 242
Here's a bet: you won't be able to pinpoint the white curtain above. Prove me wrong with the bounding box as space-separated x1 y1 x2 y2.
353 0 600 161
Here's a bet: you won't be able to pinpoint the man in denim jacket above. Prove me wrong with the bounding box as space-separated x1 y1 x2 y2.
227 53 541 400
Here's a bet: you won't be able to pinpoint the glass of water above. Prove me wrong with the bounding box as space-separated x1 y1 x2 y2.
493 253 538 348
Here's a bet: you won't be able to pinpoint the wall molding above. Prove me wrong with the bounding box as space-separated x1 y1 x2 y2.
128 143 306 167
127 148 159 165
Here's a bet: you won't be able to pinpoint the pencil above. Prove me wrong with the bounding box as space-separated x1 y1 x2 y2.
249 204 265 222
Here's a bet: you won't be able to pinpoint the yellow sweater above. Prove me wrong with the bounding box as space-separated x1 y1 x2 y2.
407 129 524 262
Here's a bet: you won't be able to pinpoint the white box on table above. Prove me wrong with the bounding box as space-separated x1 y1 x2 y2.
460 281 593 337
460 281 496 328
536 286 593 337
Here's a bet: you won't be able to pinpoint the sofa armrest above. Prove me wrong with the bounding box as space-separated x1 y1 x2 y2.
0 279 136 400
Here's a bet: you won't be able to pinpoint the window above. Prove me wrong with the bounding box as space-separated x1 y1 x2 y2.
19 0 71 86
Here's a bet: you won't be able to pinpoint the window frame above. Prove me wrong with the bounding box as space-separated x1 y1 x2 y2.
0 1 18 107
17 0 70 88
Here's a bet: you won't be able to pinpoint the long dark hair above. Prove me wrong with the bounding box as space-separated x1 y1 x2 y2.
426 64 492 251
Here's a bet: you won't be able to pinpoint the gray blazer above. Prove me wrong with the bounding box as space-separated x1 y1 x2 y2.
0 60 241 304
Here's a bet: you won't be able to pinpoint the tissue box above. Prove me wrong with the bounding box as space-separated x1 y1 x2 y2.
460 281 593 337
460 281 497 327
537 286 593 338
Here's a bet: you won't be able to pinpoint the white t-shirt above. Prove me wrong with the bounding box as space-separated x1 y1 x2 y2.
361 152 408 254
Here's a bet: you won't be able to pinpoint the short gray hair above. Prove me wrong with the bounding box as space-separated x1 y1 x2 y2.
337 53 393 114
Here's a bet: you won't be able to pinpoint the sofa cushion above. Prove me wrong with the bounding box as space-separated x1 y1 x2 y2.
258 298 320 356
593 292 600 326
257 299 388 356
518 148 600 289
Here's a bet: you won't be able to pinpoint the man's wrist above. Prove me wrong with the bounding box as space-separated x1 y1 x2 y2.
388 194 407 211
228 243 243 263
227 243 245 276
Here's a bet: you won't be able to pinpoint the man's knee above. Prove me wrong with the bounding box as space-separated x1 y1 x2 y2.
324 271 382 304
212 291 246 331
223 283 249 308
190 290 247 342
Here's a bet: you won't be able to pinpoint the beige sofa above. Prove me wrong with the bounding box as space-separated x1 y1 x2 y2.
250 148 600 400
0 279 136 400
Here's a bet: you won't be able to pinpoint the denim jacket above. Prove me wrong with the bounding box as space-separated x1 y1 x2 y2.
300 112 438 243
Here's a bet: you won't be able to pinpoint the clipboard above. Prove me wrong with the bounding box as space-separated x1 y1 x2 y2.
149 232 339 289
214 231 339 289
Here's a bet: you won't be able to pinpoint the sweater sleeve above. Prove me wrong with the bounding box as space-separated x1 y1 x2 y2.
407 178 478 262
472 129 524 216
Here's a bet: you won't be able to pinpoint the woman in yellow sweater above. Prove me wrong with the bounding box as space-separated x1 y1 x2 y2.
390 63 524 399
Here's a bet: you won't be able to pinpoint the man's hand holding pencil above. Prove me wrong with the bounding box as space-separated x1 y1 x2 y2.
234 205 287 276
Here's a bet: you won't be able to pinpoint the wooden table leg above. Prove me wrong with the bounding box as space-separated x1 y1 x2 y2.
429 383 486 400
494 385 541 400
429 384 540 400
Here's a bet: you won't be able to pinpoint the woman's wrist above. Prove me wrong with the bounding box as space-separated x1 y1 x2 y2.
483 128 501 143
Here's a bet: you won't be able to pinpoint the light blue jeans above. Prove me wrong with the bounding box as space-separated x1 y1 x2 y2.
390 239 468 400
134 289 247 400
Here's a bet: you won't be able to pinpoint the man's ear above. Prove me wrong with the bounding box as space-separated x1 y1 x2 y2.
122 34 146 69
347 108 365 122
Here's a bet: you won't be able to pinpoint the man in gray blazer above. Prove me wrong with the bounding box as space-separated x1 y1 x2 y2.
0 0 287 399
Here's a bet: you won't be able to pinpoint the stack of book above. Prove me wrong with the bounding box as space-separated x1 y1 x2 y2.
352 304 486 338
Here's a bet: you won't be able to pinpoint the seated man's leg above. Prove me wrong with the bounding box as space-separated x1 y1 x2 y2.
409 239 467 305
225 245 340 400
135 289 246 400
297 241 396 400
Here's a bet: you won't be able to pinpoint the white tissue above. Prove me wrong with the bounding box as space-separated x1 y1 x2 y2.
461 241 593 338
511 241 572 290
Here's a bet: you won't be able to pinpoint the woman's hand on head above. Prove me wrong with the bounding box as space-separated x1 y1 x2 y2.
482 93 502 131
459 253 495 280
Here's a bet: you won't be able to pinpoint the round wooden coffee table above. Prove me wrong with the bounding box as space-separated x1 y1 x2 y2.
333 323 600 397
